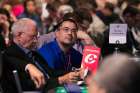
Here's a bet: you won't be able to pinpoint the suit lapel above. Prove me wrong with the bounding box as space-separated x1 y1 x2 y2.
7 43 31 62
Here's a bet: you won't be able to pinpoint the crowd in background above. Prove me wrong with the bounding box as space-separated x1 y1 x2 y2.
0 0 140 93
0 0 140 55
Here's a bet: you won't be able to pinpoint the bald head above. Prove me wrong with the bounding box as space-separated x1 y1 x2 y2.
89 53 140 93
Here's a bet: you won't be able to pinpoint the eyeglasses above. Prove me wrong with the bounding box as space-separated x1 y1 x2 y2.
59 27 77 33
22 32 37 40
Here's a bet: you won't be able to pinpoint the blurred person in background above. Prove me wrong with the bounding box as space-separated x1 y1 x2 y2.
17 0 42 33
127 0 140 10
73 8 96 53
41 0 55 20
0 8 11 49
95 2 119 26
95 0 107 10
128 8 140 55
86 1 107 48
91 2 119 49
42 4 57 33
57 4 73 19
101 6 139 57
2 3 17 22
116 0 140 16
89 53 140 93
120 6 140 56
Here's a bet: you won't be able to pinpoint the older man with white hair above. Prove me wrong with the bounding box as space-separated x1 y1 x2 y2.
1 18 46 93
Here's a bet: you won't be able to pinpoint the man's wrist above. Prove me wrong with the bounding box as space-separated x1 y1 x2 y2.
25 64 32 72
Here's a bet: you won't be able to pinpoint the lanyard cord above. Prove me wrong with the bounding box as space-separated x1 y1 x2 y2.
64 54 72 71
67 54 71 71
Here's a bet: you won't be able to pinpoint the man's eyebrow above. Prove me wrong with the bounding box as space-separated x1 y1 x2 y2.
61 26 70 28
62 27 77 29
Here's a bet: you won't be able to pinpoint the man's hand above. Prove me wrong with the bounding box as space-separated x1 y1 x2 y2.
26 64 45 88
58 72 80 84
77 30 95 45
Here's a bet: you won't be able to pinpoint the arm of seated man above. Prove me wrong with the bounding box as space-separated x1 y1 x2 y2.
4 54 46 89
25 64 46 88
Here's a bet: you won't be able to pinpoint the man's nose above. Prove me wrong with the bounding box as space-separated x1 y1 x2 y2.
67 30 73 34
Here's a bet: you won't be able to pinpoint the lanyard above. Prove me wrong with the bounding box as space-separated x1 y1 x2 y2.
63 53 72 71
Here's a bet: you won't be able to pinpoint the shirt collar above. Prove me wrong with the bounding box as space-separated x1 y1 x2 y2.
53 39 72 55
16 43 30 54
53 39 63 54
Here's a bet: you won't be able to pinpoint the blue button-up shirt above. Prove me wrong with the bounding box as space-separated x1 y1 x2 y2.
38 39 82 72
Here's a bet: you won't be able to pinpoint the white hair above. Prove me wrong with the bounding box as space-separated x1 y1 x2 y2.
11 18 37 37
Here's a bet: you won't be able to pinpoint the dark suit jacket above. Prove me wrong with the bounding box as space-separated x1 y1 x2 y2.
1 42 62 93
0 51 2 80
0 34 6 51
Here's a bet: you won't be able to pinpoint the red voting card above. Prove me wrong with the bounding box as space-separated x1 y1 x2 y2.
81 46 101 74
